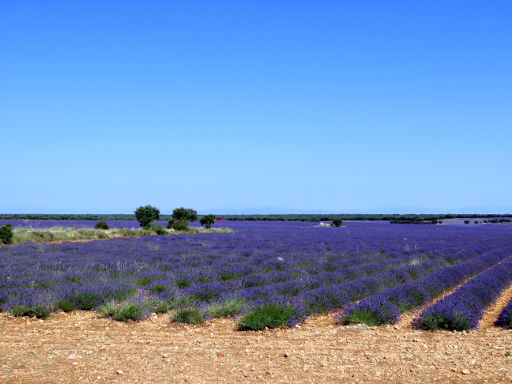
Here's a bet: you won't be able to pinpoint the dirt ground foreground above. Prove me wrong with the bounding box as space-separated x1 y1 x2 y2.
1 310 511 384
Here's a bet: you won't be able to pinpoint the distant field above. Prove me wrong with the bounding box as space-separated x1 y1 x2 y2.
1 220 512 332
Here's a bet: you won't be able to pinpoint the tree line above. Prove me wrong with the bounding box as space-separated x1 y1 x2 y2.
1 213 510 223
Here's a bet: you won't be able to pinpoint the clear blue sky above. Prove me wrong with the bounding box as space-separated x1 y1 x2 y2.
1 1 511 214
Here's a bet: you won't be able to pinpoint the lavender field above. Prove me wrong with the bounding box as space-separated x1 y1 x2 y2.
1 220 512 330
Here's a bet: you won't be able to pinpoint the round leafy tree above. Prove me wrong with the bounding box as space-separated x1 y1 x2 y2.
0 224 13 244
332 218 342 227
134 205 160 228
200 215 216 229
95 221 109 230
168 207 197 229
171 207 198 222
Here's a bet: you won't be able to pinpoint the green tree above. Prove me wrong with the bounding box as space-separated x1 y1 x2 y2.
171 207 198 222
0 224 14 244
168 207 197 229
200 215 216 229
134 205 160 228
332 218 342 227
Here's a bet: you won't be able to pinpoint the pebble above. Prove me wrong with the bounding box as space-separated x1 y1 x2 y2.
116 370 124 375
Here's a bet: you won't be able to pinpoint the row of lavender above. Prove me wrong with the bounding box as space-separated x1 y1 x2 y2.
413 256 512 330
497 297 512 329
1 221 512 327
337 250 512 328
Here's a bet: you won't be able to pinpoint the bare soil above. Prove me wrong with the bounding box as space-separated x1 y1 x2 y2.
1 303 511 384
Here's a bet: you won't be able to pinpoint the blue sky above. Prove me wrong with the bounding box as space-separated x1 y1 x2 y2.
1 1 511 214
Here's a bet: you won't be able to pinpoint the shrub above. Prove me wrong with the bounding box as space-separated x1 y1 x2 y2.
153 224 166 235
55 297 77 312
135 276 155 287
175 277 192 288
464 220 470 224
168 220 189 231
95 221 109 230
172 307 204 324
32 231 55 242
134 205 160 227
237 303 296 331
72 291 104 310
414 304 474 331
98 300 145 322
0 224 13 245
9 303 52 318
303 285 350 314
31 304 52 319
150 284 169 294
336 297 399 325
206 297 246 318
151 299 171 314
9 304 31 317
332 218 342 227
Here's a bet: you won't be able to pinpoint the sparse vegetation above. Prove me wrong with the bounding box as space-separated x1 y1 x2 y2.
8 225 233 244
172 307 204 324
153 224 166 235
168 220 189 231
206 297 246 318
9 303 52 319
98 299 147 322
237 303 296 331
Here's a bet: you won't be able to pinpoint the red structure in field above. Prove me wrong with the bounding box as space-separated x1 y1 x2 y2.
216 217 222 221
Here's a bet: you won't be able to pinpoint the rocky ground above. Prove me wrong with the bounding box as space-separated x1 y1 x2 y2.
1 300 511 384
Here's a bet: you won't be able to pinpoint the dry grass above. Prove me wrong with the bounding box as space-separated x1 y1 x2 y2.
11 226 234 244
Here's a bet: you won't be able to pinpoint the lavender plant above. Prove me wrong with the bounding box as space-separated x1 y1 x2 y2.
496 296 512 329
